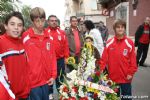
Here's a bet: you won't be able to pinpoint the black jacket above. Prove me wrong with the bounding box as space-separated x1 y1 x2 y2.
134 24 150 47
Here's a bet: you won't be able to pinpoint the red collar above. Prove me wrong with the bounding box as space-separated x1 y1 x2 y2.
28 28 49 38
114 35 126 41
48 26 59 31
4 33 20 41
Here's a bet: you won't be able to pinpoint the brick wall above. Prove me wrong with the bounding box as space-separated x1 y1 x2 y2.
106 14 115 35
129 0 150 36
106 0 150 36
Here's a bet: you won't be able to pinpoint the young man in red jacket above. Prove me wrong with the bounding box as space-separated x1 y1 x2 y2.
46 15 69 99
0 12 30 100
100 19 137 100
22 7 57 100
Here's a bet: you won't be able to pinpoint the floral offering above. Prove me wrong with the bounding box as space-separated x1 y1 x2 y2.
59 43 119 100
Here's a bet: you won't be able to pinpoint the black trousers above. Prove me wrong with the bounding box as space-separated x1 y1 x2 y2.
136 42 149 65
19 99 27 100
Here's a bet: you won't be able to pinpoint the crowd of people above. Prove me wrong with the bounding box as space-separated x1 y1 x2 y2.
0 6 149 100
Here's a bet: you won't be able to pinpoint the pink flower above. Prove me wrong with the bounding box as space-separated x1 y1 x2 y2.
114 88 119 93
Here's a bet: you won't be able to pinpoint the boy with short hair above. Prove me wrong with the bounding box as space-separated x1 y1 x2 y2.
100 19 137 100
22 7 57 100
0 11 30 100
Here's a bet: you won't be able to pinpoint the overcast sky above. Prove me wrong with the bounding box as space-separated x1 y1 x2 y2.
19 0 66 23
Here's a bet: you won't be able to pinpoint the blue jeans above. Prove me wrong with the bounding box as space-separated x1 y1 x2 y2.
118 83 132 100
28 84 49 100
49 58 65 94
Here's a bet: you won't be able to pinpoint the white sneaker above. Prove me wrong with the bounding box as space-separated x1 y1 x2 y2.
49 94 54 100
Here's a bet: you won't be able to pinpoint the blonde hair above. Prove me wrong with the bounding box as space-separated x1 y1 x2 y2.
30 7 45 21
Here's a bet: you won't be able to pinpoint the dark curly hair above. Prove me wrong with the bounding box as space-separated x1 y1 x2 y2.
83 20 95 31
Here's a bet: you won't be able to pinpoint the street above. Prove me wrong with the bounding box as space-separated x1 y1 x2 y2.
132 46 150 100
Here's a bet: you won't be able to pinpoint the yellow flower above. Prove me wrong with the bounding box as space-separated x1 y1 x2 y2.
84 43 93 56
85 43 92 49
102 74 108 81
87 87 100 94
94 89 100 94
87 87 94 92
91 73 95 78
67 57 75 64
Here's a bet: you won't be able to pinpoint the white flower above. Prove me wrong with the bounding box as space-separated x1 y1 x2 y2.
66 70 77 81
97 92 102 98
100 95 106 100
87 97 94 100
99 92 106 100
59 85 65 94
78 86 85 97
70 90 76 97
62 92 69 98
82 56 96 80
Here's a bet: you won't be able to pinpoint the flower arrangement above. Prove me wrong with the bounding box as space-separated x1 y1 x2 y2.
59 43 119 100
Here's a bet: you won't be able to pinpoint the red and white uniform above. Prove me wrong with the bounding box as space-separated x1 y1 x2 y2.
22 28 57 88
100 36 137 83
46 27 69 59
0 34 30 99
0 68 15 100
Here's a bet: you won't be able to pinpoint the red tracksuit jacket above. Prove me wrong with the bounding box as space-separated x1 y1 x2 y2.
22 28 57 88
46 27 69 59
100 36 137 83
0 34 30 98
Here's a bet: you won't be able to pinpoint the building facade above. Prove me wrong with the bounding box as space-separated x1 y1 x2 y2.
99 0 150 36
64 0 107 27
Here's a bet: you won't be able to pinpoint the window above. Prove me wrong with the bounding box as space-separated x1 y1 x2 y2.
115 5 127 21
90 0 97 10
